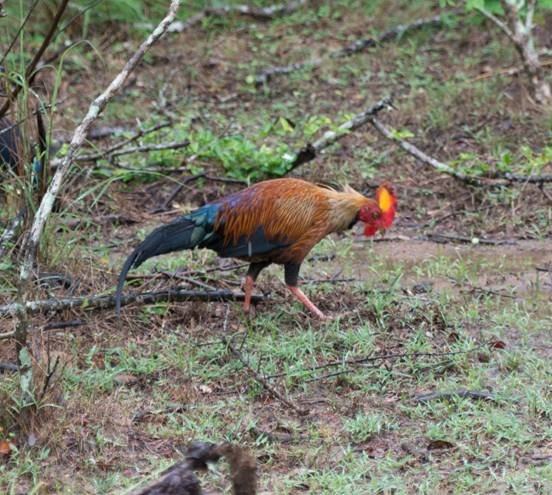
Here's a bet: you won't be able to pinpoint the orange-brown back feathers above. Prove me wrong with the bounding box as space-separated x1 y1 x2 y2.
214 178 395 264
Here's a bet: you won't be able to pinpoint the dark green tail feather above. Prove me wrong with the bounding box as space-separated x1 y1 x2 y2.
115 216 216 315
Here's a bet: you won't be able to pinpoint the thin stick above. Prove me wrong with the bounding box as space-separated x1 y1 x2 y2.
166 0 307 34
221 306 308 416
98 139 190 159
151 173 206 213
0 287 263 319
72 120 173 161
369 116 486 185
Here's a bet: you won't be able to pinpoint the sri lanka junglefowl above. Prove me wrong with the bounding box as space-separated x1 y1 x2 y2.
115 178 396 319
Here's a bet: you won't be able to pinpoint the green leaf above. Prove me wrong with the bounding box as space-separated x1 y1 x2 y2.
278 117 294 134
390 129 415 140
466 0 485 10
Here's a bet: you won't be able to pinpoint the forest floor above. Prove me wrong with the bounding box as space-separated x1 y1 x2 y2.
1 1 552 493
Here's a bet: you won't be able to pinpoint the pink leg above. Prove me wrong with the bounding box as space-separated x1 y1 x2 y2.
287 285 327 319
243 276 254 313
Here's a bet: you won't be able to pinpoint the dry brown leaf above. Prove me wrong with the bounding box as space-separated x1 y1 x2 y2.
0 440 12 456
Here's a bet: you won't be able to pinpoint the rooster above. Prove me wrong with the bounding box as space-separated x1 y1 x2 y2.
115 178 396 319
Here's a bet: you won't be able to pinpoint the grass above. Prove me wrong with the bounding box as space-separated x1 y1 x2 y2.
1 0 552 493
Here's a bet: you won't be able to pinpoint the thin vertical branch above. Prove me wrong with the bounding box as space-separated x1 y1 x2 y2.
15 0 182 359
20 0 182 279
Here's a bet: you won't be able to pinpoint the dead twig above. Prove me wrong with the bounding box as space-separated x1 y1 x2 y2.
206 0 306 19
126 263 248 282
221 306 309 416
76 139 189 163
0 287 263 319
286 96 393 173
256 10 460 84
71 120 173 161
41 319 86 332
369 116 487 185
423 233 515 245
151 173 207 213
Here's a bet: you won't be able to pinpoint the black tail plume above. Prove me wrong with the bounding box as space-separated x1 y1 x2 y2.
115 216 214 315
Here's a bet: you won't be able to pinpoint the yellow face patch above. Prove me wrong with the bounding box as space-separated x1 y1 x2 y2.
378 187 393 213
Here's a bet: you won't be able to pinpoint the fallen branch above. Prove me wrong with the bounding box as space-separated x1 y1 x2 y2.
126 263 248 282
496 172 552 184
256 10 460 85
206 0 306 19
286 96 393 173
369 116 552 185
0 207 26 259
167 0 306 34
369 116 485 185
0 287 263 318
52 139 189 167
42 319 86 332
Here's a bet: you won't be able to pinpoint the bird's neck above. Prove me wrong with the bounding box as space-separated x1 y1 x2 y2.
324 189 367 234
